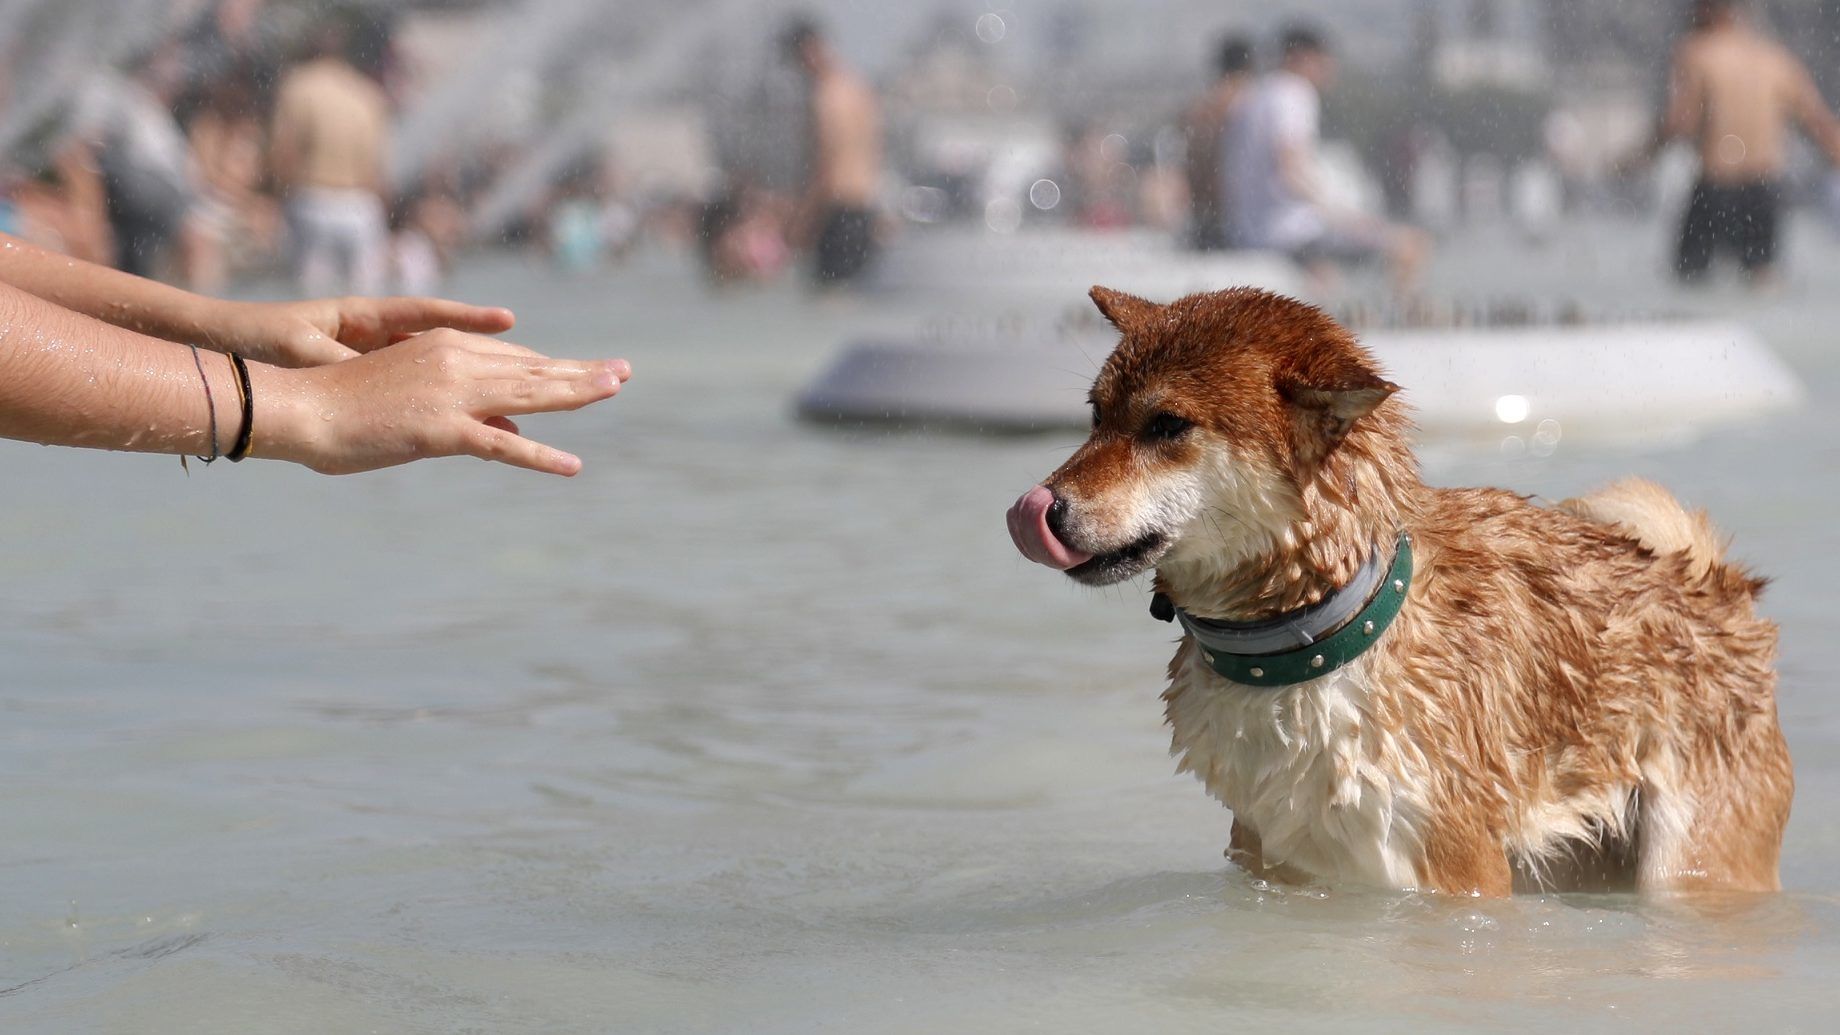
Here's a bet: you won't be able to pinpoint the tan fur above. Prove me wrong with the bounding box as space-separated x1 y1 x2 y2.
1557 477 1728 581
1033 286 1792 896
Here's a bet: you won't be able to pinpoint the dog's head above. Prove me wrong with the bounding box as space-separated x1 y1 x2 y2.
1007 286 1404 588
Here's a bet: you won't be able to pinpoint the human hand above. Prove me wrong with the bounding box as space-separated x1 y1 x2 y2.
247 330 630 476
210 296 518 368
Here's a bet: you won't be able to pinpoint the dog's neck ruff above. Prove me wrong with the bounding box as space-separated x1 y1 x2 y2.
1156 532 1414 688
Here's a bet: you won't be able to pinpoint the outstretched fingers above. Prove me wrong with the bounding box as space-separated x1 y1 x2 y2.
369 298 517 347
471 363 625 416
454 348 630 474
394 333 633 474
463 425 582 477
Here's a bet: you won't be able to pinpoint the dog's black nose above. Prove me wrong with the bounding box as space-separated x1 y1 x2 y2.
1045 495 1071 538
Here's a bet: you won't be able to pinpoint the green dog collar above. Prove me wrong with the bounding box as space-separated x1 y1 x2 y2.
1167 532 1414 689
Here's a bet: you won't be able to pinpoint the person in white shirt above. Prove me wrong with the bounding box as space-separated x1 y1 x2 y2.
1223 25 1428 292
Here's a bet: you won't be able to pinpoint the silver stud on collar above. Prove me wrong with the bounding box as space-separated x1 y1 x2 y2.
1203 651 1216 664
1363 620 1375 635
1393 579 1406 593
1310 654 1325 668
1249 666 1264 678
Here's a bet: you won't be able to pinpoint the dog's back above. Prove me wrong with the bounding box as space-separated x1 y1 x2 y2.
1397 481 1788 893
1559 477 1735 583
1536 478 1787 890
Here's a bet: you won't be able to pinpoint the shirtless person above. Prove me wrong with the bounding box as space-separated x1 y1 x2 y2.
1181 34 1255 251
1631 0 1840 283
270 22 391 296
782 17 882 288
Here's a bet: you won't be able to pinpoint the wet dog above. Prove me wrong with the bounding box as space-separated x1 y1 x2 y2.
1007 286 1791 895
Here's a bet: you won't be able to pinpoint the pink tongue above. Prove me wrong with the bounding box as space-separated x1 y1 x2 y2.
1007 485 1095 570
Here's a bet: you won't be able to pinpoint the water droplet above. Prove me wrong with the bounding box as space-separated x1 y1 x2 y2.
1028 179 1061 210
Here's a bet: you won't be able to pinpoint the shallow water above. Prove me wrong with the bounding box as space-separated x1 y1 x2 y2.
5 219 1840 1031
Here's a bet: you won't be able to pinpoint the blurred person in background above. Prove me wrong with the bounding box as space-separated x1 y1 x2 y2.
75 40 214 284
0 140 114 265
1063 123 1135 230
186 63 281 292
270 19 390 296
698 183 791 286
1623 0 1840 286
1182 33 1255 251
782 15 882 289
389 179 460 295
388 167 472 295
176 0 278 142
178 0 273 103
1224 24 1428 293
544 152 640 275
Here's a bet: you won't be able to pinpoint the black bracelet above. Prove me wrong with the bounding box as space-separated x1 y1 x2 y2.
187 344 220 464
226 352 255 462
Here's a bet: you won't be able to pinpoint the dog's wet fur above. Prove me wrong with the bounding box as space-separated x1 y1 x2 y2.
1025 285 1791 895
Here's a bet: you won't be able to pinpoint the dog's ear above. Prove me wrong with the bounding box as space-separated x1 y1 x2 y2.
1277 366 1398 455
1089 286 1159 333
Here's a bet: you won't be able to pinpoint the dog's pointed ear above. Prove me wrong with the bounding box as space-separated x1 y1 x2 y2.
1089 286 1159 333
1277 367 1399 455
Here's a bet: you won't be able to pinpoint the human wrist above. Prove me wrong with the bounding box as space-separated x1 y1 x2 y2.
121 290 234 350
241 361 327 468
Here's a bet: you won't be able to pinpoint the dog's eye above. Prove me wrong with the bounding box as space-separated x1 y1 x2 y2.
1090 403 1101 429
1144 413 1193 441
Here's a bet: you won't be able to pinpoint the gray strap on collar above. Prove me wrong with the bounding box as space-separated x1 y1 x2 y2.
1176 543 1388 656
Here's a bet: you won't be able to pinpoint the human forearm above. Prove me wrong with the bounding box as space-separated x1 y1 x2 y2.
0 281 630 475
0 231 231 346
0 281 252 457
0 230 521 370
1794 95 1840 168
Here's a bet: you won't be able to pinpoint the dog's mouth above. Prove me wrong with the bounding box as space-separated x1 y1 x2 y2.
1065 531 1170 585
1007 485 1172 585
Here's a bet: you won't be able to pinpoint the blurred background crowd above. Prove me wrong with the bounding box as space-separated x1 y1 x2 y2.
4 0 1840 298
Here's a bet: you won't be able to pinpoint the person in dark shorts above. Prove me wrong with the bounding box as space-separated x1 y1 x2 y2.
813 205 874 283
782 16 883 289
1676 179 1780 281
1624 1 1840 285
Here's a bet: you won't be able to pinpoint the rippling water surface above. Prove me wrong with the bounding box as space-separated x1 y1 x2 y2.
4 220 1840 1031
